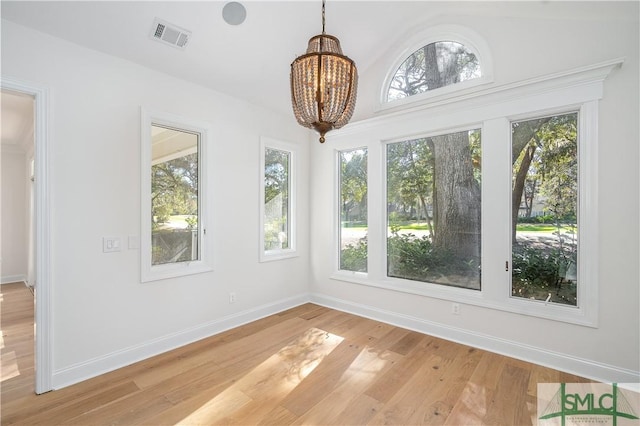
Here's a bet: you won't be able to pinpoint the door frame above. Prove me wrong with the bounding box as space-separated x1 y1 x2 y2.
2 76 53 394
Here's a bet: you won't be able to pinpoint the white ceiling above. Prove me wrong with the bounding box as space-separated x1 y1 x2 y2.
1 1 632 120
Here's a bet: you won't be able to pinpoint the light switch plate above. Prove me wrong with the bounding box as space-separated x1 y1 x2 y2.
103 236 121 253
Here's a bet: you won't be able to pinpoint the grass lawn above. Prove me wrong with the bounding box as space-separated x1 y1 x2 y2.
343 221 575 233
515 224 575 233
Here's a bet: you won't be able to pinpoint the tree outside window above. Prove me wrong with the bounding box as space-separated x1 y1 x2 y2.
511 112 578 306
387 41 480 102
386 130 481 289
264 148 290 251
339 148 368 273
151 125 199 266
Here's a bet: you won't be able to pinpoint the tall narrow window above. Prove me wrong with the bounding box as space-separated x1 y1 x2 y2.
264 148 290 250
151 125 199 265
339 148 368 273
511 112 578 306
141 110 212 282
386 129 481 289
260 137 297 261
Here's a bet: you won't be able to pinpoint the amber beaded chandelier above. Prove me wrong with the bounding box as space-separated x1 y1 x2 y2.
290 0 358 143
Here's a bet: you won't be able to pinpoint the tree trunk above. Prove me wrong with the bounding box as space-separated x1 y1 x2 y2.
430 132 481 259
511 118 550 242
423 44 442 90
512 144 536 242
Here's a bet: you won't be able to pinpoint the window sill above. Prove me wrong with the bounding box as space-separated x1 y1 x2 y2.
260 250 299 263
141 261 213 283
329 274 596 328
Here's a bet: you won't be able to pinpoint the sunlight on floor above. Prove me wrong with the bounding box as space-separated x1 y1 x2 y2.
296 345 395 424
445 381 487 425
1 350 21 382
178 327 344 424
461 382 488 416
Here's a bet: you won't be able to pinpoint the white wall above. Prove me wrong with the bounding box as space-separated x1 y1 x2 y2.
1 1 638 389
1 147 29 283
1 19 311 388
311 3 639 382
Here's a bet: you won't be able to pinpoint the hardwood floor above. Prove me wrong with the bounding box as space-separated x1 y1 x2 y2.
1 282 590 425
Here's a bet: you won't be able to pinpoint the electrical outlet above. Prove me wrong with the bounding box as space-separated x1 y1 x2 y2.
229 292 236 304
452 303 460 315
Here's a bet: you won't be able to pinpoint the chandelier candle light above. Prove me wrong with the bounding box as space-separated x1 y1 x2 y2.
290 0 358 143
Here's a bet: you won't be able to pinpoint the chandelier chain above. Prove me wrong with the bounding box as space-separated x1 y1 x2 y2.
322 0 326 34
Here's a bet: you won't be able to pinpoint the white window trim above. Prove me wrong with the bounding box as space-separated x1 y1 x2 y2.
378 24 495 113
259 136 298 262
499 103 599 326
329 58 623 327
140 108 213 282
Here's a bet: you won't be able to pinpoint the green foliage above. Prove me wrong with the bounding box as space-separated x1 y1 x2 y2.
516 215 554 224
340 149 368 224
386 139 434 222
512 245 563 289
340 237 368 272
264 148 289 205
512 113 578 223
386 229 478 282
185 215 197 230
152 152 198 226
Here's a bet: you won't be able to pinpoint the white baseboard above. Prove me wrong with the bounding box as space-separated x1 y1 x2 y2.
1 274 27 284
52 293 309 390
310 293 640 384
52 291 639 390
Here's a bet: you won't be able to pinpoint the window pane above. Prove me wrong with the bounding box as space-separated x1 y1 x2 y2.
511 112 578 306
339 148 368 272
151 125 199 266
387 41 480 102
387 130 481 289
264 148 290 251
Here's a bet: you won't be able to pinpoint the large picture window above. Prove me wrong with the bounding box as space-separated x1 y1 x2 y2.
511 112 578 306
338 148 368 273
386 129 481 289
331 49 614 327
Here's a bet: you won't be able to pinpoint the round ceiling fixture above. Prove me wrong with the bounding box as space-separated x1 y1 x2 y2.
222 2 246 26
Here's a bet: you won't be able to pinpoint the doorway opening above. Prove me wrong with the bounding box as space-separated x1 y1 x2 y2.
1 80 52 394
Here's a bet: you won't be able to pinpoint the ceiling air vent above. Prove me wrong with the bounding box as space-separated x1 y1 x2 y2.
150 18 191 50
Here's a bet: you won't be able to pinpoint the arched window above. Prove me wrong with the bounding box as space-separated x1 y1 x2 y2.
387 41 481 102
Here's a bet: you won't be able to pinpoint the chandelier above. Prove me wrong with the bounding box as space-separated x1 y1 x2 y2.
290 0 358 143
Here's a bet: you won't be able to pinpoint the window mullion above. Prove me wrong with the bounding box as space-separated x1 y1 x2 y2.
482 118 513 301
367 142 383 281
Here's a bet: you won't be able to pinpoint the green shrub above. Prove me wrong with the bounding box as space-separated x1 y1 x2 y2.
511 245 563 289
387 230 478 282
340 237 368 272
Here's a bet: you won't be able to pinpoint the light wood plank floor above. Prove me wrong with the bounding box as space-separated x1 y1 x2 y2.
1 282 591 425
